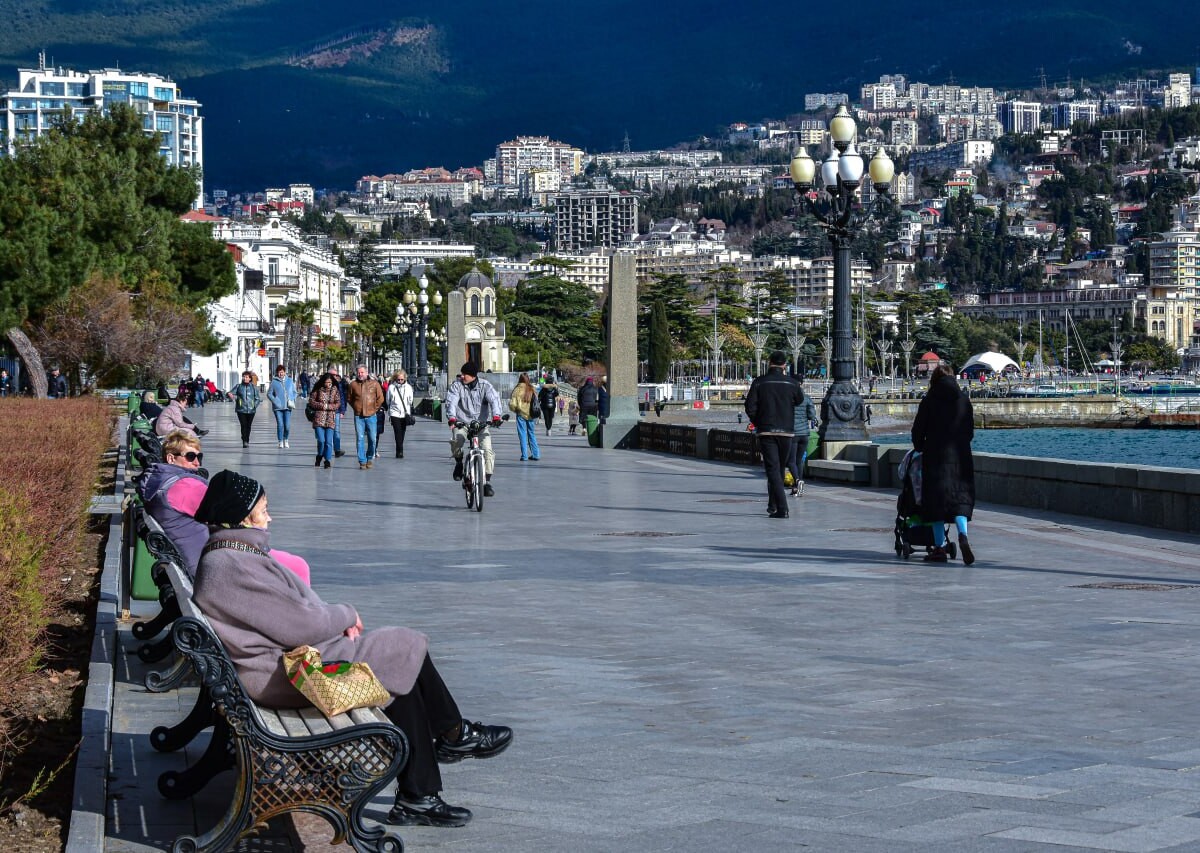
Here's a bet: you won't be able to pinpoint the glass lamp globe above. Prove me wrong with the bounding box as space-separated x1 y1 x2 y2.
789 147 816 188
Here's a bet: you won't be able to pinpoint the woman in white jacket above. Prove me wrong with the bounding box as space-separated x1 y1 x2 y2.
386 370 415 458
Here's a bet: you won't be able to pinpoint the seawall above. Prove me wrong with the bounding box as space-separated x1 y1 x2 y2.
632 422 1200 535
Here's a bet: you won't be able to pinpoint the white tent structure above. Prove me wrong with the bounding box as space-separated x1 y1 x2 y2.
961 351 1021 375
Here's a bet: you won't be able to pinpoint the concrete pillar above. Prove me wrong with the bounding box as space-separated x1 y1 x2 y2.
446 290 466 378
601 252 639 449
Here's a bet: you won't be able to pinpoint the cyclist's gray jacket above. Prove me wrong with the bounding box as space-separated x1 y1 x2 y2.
444 377 503 423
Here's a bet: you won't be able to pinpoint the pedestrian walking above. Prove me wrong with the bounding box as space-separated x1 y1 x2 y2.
47 367 68 398
346 365 384 469
744 351 803 519
330 368 349 458
233 371 261 447
268 366 297 447
0 368 12 398
508 373 541 461
309 372 341 468
299 370 312 397
386 370 415 459
786 384 819 497
911 364 977 565
597 377 610 423
538 377 559 435
567 399 580 435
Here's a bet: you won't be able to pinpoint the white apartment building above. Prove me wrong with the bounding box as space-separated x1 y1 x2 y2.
197 217 351 387
530 251 612 295
590 149 722 169
554 191 639 251
891 118 919 149
1165 73 1193 109
998 100 1044 134
1052 101 1100 129
907 140 994 176
861 83 897 110
1 56 204 206
804 92 848 110
495 136 584 189
355 240 476 276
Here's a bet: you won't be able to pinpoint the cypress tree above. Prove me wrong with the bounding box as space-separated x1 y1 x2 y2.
649 299 671 382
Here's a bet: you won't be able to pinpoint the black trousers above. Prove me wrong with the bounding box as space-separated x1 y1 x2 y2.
236 412 255 444
383 654 462 796
758 434 792 513
785 433 810 485
543 409 554 432
389 416 409 456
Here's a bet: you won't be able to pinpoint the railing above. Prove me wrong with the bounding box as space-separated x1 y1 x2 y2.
264 275 301 291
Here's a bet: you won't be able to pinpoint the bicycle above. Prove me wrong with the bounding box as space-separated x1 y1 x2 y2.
458 416 507 512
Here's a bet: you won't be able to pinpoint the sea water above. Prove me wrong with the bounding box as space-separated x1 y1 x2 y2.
873 427 1200 470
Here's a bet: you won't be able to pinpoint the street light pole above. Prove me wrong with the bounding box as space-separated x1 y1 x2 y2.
790 110 895 443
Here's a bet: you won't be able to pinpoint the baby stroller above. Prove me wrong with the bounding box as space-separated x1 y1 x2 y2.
894 450 956 560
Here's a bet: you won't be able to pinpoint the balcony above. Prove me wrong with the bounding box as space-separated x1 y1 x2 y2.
237 318 274 334
340 311 359 324
265 274 301 293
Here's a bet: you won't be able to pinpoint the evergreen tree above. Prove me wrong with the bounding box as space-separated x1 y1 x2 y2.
648 300 671 382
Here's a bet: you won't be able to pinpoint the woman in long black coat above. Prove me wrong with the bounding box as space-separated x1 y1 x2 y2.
911 365 976 564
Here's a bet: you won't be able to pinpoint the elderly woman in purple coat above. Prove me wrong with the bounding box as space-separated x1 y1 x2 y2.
192 470 512 829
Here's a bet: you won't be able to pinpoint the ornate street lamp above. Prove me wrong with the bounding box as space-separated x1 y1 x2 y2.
790 105 894 443
400 273 443 387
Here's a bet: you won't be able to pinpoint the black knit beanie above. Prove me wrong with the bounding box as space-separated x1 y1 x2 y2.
194 470 265 526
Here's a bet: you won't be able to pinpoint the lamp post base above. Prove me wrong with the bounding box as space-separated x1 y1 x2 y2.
818 379 870 444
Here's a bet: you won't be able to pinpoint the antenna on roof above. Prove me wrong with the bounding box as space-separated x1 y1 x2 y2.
38 50 46 71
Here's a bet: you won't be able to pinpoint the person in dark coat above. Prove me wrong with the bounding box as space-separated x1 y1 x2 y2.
577 377 600 425
537 379 559 435
911 364 976 564
744 351 804 519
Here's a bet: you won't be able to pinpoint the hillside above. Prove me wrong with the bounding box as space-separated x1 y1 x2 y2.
1 0 1197 188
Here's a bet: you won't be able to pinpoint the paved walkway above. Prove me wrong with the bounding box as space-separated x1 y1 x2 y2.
105 403 1200 852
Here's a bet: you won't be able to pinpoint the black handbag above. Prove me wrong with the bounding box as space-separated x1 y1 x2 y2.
404 413 417 426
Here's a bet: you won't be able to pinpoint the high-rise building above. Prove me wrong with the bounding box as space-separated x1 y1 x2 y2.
1 55 204 205
553 190 639 251
997 100 1043 134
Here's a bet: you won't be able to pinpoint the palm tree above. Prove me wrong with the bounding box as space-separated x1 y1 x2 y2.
275 299 320 375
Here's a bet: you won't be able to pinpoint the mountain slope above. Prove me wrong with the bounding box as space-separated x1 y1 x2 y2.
2 0 1196 188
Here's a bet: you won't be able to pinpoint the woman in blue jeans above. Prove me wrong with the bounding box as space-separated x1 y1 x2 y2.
507 373 541 461
309 373 341 467
267 366 297 448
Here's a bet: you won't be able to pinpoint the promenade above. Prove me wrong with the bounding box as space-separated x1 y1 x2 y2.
104 403 1200 852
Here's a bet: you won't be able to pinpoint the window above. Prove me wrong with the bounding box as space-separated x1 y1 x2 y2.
129 81 148 97
66 83 85 97
156 115 174 132
154 87 174 101
40 82 64 96
470 294 481 315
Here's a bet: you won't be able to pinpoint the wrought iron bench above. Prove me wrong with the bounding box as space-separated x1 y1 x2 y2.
159 558 409 852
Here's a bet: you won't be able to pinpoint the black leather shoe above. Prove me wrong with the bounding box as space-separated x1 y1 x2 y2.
435 719 513 763
387 793 472 828
452 460 464 481
483 483 495 497
768 510 789 519
195 428 210 436
334 450 345 458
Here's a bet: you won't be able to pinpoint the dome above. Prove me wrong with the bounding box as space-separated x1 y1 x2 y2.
458 266 492 290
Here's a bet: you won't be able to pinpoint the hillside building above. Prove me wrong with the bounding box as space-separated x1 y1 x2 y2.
553 190 639 251
1 55 204 206
495 136 584 191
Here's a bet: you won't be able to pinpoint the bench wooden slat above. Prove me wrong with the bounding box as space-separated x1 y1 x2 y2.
349 707 391 726
274 709 311 739
297 706 336 734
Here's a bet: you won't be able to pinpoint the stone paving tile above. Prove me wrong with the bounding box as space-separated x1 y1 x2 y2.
101 409 1200 851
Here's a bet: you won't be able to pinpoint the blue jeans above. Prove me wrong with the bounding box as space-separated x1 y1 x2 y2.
274 408 292 441
333 413 342 451
314 425 335 460
516 416 540 459
354 414 377 464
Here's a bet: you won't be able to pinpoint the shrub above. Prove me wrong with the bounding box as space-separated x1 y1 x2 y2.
0 397 112 777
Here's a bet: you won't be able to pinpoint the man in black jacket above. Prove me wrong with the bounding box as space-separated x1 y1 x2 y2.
744 351 803 518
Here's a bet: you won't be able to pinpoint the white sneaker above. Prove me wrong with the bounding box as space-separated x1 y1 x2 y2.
278 441 283 448
284 440 290 448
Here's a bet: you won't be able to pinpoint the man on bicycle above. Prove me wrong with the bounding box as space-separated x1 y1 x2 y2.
444 362 504 496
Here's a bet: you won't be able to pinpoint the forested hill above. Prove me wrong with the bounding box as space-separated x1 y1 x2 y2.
3 0 1197 188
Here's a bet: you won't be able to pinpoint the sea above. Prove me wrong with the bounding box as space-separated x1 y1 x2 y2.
871 427 1200 471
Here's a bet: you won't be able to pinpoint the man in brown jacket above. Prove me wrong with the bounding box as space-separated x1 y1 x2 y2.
346 364 385 468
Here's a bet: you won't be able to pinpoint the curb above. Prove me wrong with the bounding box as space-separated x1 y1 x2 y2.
66 428 126 851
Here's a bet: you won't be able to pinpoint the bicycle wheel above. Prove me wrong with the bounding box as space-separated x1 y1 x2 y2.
463 454 475 509
471 454 485 512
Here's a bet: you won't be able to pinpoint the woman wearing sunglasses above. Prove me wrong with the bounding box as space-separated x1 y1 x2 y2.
137 431 310 584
